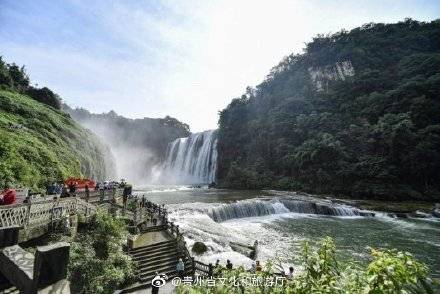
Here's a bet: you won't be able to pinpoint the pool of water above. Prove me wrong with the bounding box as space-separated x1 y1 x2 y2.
134 185 440 277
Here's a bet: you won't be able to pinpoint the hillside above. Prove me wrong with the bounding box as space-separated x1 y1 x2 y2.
64 106 190 183
0 90 114 191
217 19 440 201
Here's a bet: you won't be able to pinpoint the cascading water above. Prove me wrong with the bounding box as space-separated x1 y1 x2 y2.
161 130 218 184
209 198 374 222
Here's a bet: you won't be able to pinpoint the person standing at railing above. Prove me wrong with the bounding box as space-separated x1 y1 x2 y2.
226 260 233 270
85 184 90 202
255 260 262 272
68 182 76 197
61 184 69 198
176 258 185 279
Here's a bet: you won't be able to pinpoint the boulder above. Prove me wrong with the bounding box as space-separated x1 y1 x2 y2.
191 242 207 254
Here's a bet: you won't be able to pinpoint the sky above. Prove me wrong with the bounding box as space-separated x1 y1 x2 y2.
1 0 439 132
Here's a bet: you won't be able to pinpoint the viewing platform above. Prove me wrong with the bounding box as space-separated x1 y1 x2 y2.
0 188 212 293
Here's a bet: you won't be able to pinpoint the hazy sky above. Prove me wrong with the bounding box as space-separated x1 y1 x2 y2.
1 1 439 131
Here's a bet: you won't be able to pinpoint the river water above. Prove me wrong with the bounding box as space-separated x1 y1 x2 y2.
134 185 440 277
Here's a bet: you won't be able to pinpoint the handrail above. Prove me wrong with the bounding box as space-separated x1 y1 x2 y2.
0 197 98 229
127 196 213 278
194 260 213 277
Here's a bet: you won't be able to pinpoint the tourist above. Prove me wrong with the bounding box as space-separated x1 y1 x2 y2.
250 262 256 273
226 259 233 270
61 184 69 198
286 266 294 279
68 182 76 196
0 184 16 205
255 260 262 272
176 258 185 279
215 259 220 268
55 182 63 195
151 272 160 294
85 184 90 202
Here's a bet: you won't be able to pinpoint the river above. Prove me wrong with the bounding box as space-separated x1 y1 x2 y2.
134 185 440 278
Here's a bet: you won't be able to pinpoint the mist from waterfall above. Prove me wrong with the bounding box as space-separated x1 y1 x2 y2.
161 130 218 184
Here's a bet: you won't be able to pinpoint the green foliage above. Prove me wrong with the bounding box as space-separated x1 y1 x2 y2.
217 19 440 200
365 249 428 293
176 237 435 294
69 211 135 294
0 56 61 109
0 90 111 190
26 87 61 109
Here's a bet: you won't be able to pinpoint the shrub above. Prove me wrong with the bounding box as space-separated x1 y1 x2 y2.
26 86 61 109
68 210 135 294
176 237 436 293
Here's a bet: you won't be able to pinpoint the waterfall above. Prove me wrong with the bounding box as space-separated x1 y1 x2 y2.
209 200 289 222
162 130 218 184
209 198 374 222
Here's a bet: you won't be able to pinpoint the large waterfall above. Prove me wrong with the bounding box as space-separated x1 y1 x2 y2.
161 130 218 184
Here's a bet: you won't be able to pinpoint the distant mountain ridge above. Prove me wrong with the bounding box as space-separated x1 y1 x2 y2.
217 19 440 200
64 105 190 183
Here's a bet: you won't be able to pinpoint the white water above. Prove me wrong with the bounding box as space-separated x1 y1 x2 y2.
208 198 374 222
161 130 218 184
136 187 440 277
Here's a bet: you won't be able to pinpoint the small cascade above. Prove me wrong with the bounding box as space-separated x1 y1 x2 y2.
162 130 218 184
209 198 374 222
209 200 289 222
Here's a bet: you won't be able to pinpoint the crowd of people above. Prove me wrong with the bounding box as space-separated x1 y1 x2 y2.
0 178 129 206
45 179 128 198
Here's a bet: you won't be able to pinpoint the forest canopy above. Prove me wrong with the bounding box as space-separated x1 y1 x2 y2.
217 19 440 201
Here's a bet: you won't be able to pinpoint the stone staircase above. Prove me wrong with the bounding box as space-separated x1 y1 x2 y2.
122 240 193 292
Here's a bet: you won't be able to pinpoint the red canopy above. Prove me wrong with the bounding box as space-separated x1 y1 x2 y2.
1 189 16 205
64 178 96 189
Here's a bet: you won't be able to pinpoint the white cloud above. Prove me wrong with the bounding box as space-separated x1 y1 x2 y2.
2 0 439 131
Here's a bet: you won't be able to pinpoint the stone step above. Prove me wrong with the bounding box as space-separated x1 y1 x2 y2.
130 240 176 252
131 247 178 260
135 252 179 266
130 242 177 255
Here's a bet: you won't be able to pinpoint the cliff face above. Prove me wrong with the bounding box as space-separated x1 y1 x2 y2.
0 90 114 190
217 19 440 200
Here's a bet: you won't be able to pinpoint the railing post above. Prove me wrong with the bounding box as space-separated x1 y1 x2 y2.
208 263 213 277
133 197 139 225
25 198 32 227
191 257 196 277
